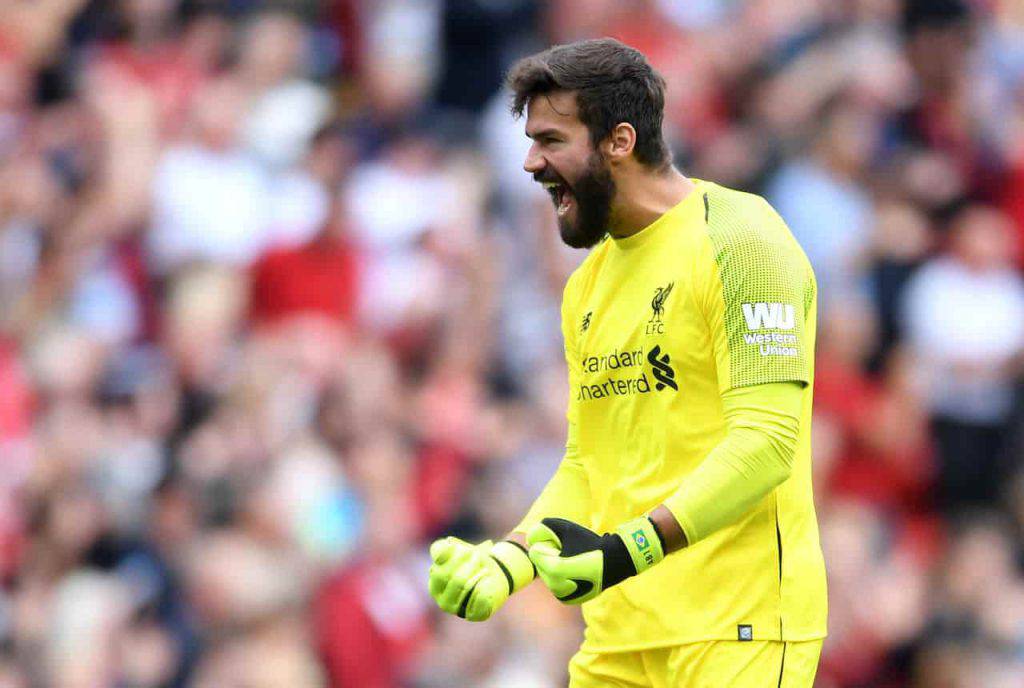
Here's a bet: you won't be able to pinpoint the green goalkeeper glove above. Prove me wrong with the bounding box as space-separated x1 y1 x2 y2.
526 516 665 605
428 537 535 621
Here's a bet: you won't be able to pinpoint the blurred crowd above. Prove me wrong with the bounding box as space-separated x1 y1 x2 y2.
2 0 1024 686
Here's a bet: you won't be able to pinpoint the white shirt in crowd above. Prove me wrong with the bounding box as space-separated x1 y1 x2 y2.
149 145 271 272
903 256 1024 424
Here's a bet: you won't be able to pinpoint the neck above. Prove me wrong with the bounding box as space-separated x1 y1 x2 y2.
608 166 695 238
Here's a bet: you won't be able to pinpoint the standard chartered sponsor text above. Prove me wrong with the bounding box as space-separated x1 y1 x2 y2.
582 347 644 373
578 373 652 401
578 346 652 401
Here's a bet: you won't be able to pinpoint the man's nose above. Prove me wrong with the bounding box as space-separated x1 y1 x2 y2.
523 144 544 175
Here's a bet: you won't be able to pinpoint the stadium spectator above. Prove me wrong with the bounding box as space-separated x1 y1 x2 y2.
903 206 1024 513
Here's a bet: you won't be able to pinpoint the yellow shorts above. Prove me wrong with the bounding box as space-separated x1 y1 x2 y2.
568 639 822 688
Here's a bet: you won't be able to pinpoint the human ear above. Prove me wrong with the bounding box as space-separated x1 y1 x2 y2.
603 123 636 161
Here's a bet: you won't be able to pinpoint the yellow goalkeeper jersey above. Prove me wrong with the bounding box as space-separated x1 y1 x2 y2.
518 180 827 651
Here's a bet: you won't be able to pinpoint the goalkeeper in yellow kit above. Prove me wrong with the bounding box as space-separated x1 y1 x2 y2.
428 38 827 687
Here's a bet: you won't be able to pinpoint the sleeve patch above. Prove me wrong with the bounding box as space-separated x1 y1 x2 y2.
705 190 814 389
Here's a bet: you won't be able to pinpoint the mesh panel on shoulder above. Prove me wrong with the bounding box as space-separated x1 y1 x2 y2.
704 186 815 389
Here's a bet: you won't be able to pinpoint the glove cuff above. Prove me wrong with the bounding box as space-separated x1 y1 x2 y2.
614 517 665 575
490 540 536 595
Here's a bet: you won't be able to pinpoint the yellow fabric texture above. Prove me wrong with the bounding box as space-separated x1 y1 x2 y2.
567 639 823 688
514 180 827 651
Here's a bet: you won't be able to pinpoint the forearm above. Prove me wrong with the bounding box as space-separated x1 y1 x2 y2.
658 382 803 550
648 504 688 553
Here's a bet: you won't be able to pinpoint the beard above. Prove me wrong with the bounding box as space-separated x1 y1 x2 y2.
555 152 616 250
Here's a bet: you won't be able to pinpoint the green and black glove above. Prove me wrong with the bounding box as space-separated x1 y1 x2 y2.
428 536 535 621
526 516 665 605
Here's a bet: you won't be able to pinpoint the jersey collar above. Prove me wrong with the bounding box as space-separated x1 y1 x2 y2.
608 179 706 252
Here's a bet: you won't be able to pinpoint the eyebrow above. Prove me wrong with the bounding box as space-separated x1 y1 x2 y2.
526 128 563 141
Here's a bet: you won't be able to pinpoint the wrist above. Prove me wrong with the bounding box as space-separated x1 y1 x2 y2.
613 516 665 576
490 540 536 595
648 504 688 552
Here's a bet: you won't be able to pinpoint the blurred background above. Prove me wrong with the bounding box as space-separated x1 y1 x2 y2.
2 0 1024 686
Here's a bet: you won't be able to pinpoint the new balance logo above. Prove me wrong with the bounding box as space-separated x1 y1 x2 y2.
647 345 678 391
741 302 795 330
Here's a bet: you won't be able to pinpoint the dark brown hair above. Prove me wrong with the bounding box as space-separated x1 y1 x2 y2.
506 38 671 169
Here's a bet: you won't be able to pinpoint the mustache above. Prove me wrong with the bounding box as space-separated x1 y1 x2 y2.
533 171 567 186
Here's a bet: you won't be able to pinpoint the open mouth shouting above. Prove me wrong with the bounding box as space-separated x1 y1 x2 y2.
542 180 574 217
532 153 614 249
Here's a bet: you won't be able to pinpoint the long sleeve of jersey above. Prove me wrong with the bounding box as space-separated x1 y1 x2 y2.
664 381 802 545
514 420 590 533
660 189 815 546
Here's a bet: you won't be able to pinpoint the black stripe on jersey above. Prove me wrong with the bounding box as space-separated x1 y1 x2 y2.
776 501 785 638
778 642 787 688
776 519 783 581
703 192 709 222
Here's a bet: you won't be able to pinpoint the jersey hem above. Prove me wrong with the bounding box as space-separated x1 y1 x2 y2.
579 631 828 654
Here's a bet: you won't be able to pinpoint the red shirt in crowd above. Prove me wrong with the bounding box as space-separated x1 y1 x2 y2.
249 236 361 328
314 556 429 688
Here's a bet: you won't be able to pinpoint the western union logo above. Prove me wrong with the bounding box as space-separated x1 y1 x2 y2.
742 302 795 330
